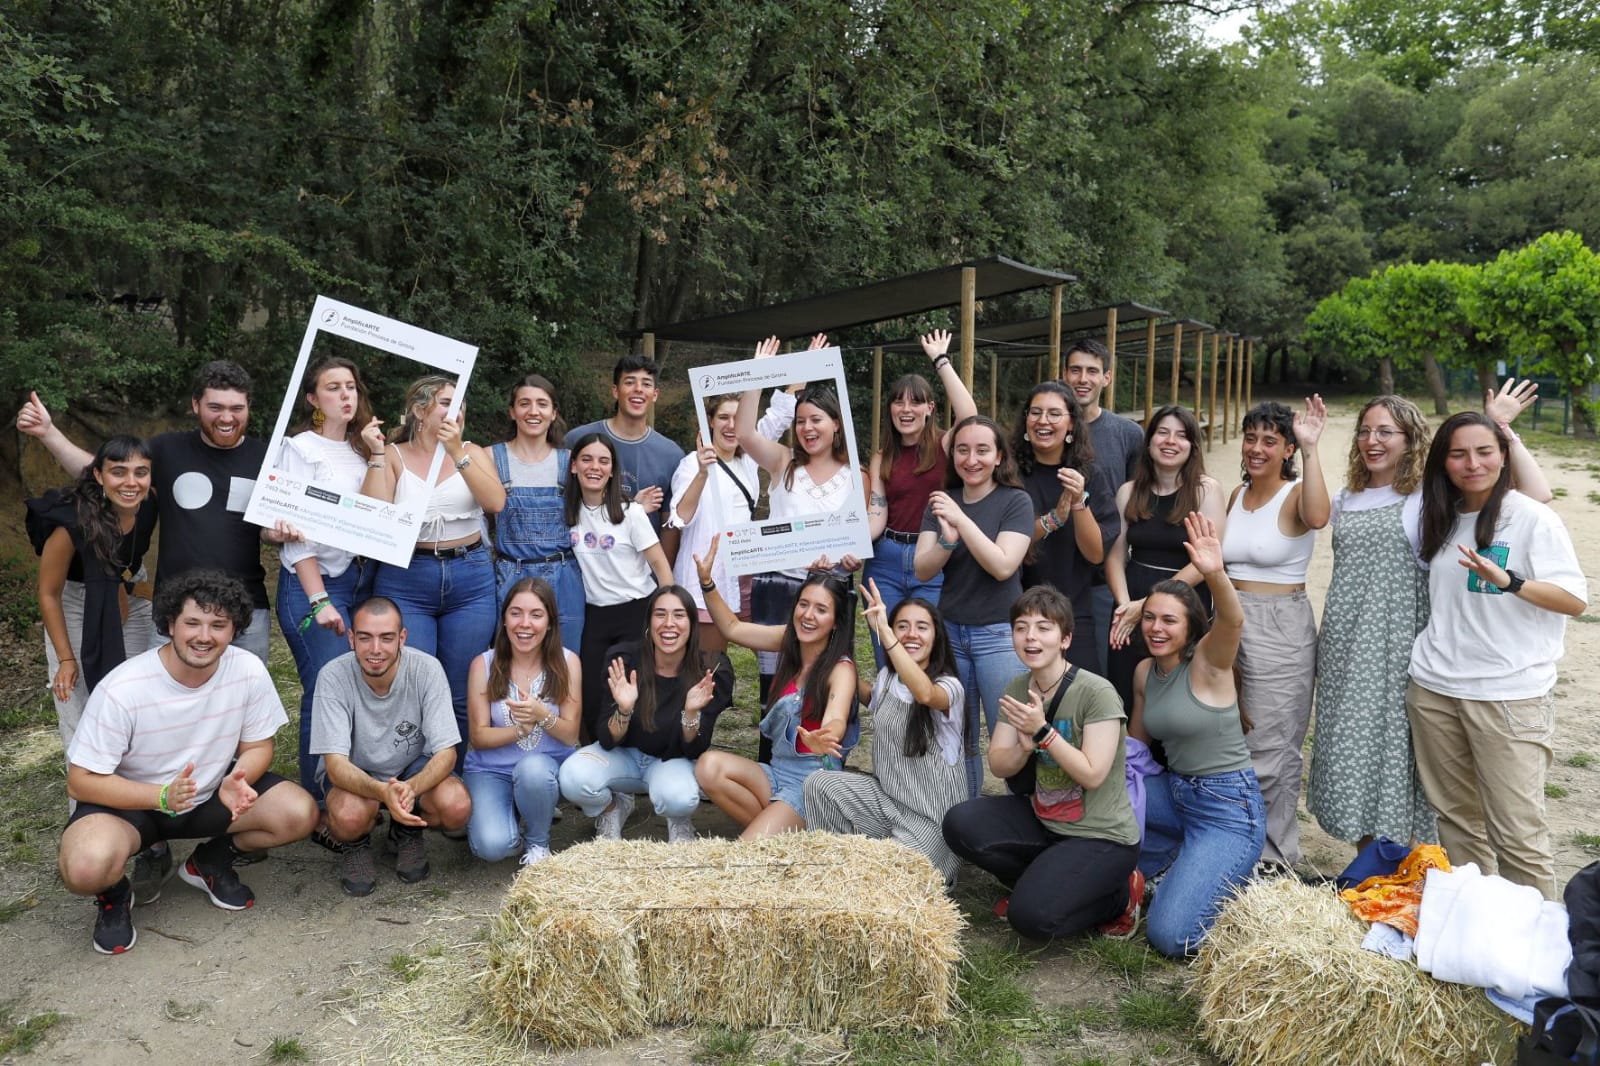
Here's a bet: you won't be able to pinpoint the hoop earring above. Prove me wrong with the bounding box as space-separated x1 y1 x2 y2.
311 408 326 429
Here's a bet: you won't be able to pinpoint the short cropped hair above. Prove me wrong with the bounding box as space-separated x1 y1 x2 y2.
351 596 403 627
190 360 253 401
153 569 254 637
1065 338 1111 370
612 353 660 384
1009 584 1074 635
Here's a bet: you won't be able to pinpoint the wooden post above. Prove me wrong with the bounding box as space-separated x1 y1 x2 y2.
1143 319 1157 425
1034 355 1043 384
1193 330 1205 424
1047 283 1064 380
871 345 883 453
1223 336 1236 444
988 351 999 418
1208 333 1220 449
643 331 657 426
961 266 977 392
1103 306 1120 413
1245 338 1255 410
1169 322 1184 406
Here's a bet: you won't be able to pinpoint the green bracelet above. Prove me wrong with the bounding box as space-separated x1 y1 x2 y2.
158 783 175 816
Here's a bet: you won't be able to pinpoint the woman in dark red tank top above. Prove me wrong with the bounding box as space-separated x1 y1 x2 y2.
864 329 977 669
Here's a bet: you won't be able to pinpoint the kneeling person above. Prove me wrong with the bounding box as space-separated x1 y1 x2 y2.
58 571 318 955
312 597 470 896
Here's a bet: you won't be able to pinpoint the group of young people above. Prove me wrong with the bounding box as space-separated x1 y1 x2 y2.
20 336 1587 962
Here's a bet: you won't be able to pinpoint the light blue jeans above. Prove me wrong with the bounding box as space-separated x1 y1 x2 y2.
463 752 566 859
946 621 1024 798
862 536 943 670
558 743 700 819
1138 768 1267 958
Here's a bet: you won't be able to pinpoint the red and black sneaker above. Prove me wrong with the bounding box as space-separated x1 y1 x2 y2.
1097 869 1146 940
178 852 256 911
92 879 137 955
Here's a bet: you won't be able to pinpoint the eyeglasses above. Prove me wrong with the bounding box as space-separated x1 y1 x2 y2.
1355 427 1400 442
1027 408 1069 424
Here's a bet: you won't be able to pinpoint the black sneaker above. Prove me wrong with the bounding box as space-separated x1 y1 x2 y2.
340 836 377 897
131 843 173 905
92 879 136 955
231 848 269 867
389 825 430 884
178 851 256 911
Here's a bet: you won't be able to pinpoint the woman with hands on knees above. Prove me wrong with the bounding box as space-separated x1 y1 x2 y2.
803 579 967 881
694 536 859 840
913 415 1035 798
940 584 1141 941
863 329 977 667
463 578 582 867
1130 513 1264 959
1406 410 1585 900
669 336 798 653
1218 395 1329 876
558 585 734 843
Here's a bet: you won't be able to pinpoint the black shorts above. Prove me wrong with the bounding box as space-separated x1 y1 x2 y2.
66 772 291 852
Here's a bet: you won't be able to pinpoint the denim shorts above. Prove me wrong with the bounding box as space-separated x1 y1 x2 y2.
761 754 815 817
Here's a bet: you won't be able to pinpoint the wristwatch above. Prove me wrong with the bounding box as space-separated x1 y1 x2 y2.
1500 569 1526 595
1031 723 1053 746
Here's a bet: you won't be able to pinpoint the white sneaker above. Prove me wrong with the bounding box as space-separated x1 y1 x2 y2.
594 793 635 840
666 816 696 844
519 844 550 867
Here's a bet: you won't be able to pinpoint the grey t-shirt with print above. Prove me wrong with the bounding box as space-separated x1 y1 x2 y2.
310 650 460 778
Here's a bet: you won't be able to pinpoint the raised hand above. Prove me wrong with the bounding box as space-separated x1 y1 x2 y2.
693 536 720 587
1109 598 1146 650
928 491 962 545
1485 379 1538 425
634 484 664 514
1293 394 1327 449
1181 511 1224 576
754 336 781 359
1456 543 1510 589
383 777 427 827
217 768 258 819
16 391 53 438
683 669 717 717
860 578 888 637
919 329 953 361
1054 467 1086 514
436 411 465 456
694 433 717 472
806 333 829 351
998 690 1047 737
797 725 843 759
607 657 638 714
359 417 387 454
167 762 199 814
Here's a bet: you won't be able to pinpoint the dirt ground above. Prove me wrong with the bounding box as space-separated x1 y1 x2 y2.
1 397 1597 1064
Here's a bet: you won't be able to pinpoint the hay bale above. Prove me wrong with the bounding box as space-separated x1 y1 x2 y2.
1190 877 1521 1066
482 831 964 1048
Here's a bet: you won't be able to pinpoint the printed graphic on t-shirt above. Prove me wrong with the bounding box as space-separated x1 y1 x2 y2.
1032 717 1085 823
1467 541 1512 595
172 471 215 510
393 720 423 755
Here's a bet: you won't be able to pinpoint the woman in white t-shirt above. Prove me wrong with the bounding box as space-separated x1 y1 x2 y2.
1408 410 1586 900
565 432 672 741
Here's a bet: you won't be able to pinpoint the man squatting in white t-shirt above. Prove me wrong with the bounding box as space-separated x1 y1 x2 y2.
58 570 318 955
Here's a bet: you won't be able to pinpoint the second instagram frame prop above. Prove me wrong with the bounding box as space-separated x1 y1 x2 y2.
689 347 873 577
244 296 479 567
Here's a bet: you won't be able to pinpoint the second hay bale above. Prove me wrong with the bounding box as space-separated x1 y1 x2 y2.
482 832 964 1048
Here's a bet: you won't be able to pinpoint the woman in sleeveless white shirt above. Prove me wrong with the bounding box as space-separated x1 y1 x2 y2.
1219 397 1328 874
370 375 506 756
274 357 389 803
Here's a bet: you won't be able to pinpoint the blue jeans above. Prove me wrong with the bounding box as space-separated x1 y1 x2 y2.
863 536 943 670
946 621 1024 798
463 752 566 859
558 743 700 819
275 563 372 801
1138 768 1266 958
373 545 498 757
494 557 585 654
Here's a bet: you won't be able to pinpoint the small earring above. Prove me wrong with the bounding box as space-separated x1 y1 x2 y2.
311 408 326 429
1064 433 1073 444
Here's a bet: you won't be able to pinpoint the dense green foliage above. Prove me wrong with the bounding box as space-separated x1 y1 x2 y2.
4 0 1598 426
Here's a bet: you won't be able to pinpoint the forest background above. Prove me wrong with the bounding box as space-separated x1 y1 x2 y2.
6 0 1600 443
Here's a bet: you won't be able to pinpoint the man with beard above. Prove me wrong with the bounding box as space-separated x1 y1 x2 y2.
311 597 471 897
57 571 318 955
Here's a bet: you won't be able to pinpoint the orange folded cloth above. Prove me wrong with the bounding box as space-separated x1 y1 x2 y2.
1338 844 1452 937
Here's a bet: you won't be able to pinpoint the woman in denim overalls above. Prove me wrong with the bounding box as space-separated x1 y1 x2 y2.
489 374 584 652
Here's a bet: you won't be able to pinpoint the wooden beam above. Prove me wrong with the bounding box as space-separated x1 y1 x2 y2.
1103 306 1120 414
988 350 999 419
1208 333 1220 449
1143 318 1157 425
871 345 883 453
1193 329 1205 423
1047 283 1064 380
960 267 977 392
1245 338 1255 410
1223 336 1236 444
1169 322 1184 406
643 331 657 427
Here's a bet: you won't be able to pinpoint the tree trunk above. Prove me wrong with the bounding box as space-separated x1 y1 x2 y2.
1476 361 1497 399
1378 356 1395 396
1420 350 1448 416
1572 384 1596 439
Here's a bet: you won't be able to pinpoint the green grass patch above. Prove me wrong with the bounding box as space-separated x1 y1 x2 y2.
1077 936 1168 985
1574 832 1600 849
0 894 39 924
0 1005 64 1056
694 1027 758 1064
1577 615 1600 624
266 1035 309 1063
1054 1003 1115 1037
1546 783 1570 799
1116 989 1196 1033
387 953 424 982
846 944 1037 1065
1570 753 1595 768
1552 486 1569 498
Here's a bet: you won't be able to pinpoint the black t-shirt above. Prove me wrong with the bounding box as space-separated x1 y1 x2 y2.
147 431 269 606
1084 411 1145 486
920 485 1034 626
1019 460 1121 616
599 642 735 760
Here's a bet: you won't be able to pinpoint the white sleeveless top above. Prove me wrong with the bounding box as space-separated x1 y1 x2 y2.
400 466 484 543
1222 480 1314 584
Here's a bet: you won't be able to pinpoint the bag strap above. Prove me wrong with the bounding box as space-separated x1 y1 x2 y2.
715 455 758 519
1533 997 1600 1063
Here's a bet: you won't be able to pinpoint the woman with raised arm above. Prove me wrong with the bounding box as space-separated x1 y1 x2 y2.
273 358 389 805
487 374 584 652
463 578 582 866
561 432 674 741
913 415 1035 798
370 375 506 753
1130 513 1263 958
693 536 859 839
1218 396 1329 876
803 580 967 881
1407 410 1584 900
558 584 733 843
1012 382 1121 674
863 329 977 667
1104 406 1226 709
1310 383 1551 849
668 337 797 653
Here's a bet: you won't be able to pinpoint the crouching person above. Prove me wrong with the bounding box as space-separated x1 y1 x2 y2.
58 571 318 955
311 596 471 896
